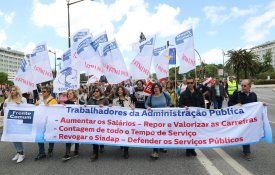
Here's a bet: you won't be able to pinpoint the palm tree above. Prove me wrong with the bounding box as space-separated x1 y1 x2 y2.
225 49 260 89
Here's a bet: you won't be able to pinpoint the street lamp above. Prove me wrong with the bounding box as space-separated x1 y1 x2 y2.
67 0 94 48
48 50 61 78
222 50 225 78
194 49 203 78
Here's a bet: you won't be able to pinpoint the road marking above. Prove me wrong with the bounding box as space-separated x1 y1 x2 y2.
213 148 254 175
196 150 223 175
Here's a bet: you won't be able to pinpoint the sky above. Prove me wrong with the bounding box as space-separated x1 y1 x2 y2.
1 0 275 70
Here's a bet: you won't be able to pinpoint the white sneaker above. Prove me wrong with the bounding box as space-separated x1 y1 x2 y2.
16 154 25 163
12 153 19 161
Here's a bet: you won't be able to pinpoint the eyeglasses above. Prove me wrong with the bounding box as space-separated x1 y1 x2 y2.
241 85 247 87
93 90 99 93
187 82 194 84
42 91 47 93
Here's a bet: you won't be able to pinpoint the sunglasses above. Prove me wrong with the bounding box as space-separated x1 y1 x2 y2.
42 91 47 93
187 82 194 84
93 90 99 93
241 85 247 87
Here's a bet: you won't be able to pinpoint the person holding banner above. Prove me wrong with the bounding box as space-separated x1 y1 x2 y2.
133 80 146 109
62 89 80 161
145 83 172 159
178 77 204 157
4 85 27 163
87 87 109 161
35 86 58 161
228 79 262 161
113 85 135 159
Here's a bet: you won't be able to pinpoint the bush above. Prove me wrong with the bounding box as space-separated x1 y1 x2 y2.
256 71 275 79
253 80 275 85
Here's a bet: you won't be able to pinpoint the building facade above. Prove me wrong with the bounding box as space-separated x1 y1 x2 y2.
251 40 275 68
0 47 24 75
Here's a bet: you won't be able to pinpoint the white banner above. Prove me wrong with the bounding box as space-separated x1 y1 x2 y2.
153 46 169 79
77 34 106 77
86 75 99 85
175 27 196 74
60 49 72 69
1 103 272 148
13 56 36 93
129 37 155 80
53 66 80 93
101 39 129 84
70 29 90 69
30 43 53 84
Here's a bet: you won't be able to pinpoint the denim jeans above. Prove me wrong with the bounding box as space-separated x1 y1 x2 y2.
38 143 54 155
243 144 251 154
13 142 23 152
213 96 223 109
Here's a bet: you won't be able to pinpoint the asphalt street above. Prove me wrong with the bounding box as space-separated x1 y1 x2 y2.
0 87 274 175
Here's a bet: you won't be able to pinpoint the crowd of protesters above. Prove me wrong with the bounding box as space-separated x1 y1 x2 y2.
1 76 264 163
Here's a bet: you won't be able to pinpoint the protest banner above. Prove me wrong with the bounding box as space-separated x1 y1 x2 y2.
77 35 104 77
129 37 155 80
1 102 272 148
175 27 196 74
30 43 53 84
13 56 36 93
152 45 169 80
101 39 129 84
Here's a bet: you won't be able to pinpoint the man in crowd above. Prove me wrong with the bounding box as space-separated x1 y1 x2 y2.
211 77 227 109
228 79 264 161
178 77 204 157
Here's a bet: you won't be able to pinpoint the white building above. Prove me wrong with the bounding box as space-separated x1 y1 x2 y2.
251 40 275 68
0 47 24 74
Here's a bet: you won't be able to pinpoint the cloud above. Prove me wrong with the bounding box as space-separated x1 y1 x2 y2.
0 29 7 45
241 1 275 43
203 5 257 24
199 49 225 65
31 0 200 52
0 10 15 45
207 30 217 36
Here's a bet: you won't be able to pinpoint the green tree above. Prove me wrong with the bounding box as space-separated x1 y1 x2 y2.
225 49 260 86
169 66 184 81
0 72 8 84
261 49 273 72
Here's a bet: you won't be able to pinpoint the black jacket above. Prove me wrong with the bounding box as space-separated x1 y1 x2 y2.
228 90 257 106
179 87 204 108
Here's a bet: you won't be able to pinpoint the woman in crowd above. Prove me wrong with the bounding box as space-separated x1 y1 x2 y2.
79 86 87 105
145 82 172 159
166 81 176 107
4 85 27 163
58 91 68 104
112 85 134 159
104 84 114 104
62 89 80 161
35 86 58 160
133 80 146 109
87 86 109 161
